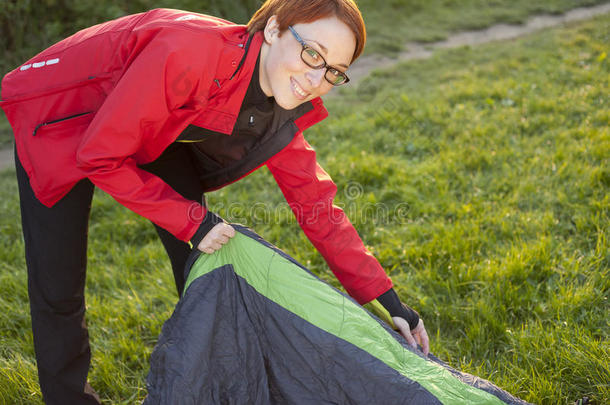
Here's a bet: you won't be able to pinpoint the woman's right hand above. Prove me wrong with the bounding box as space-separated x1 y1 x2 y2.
197 222 236 254
393 317 430 356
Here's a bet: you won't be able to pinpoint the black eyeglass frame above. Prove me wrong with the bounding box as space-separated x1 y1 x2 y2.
288 26 350 86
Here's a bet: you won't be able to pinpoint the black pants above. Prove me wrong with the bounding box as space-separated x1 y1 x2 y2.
15 143 204 404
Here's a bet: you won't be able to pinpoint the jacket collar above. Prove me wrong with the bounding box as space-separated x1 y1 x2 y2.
192 30 264 134
193 29 327 135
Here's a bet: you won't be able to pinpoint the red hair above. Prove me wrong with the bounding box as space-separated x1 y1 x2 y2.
247 0 366 63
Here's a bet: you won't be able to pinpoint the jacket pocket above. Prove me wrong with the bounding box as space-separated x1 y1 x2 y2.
32 111 94 136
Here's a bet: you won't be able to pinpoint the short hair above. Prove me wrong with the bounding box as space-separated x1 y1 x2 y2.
247 0 366 63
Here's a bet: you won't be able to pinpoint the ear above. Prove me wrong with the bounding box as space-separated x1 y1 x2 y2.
263 15 280 44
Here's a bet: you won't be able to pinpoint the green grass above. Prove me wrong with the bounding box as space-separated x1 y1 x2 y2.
1 12 609 405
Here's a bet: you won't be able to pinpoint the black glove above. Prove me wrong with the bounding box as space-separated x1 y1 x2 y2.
189 210 224 249
377 287 420 330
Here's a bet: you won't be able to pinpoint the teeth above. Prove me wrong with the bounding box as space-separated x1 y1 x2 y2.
292 80 307 97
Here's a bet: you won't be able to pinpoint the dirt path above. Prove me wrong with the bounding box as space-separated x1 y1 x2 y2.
0 2 608 172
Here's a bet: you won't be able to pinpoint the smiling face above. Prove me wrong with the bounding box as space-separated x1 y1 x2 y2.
259 15 356 110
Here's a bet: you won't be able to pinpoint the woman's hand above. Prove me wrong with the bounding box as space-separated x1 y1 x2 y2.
392 317 430 356
197 222 236 254
376 287 429 355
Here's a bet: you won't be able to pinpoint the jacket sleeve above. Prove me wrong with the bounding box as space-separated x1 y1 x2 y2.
266 133 393 304
76 30 209 242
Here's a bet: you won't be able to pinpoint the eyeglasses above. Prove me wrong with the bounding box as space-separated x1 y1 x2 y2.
288 26 350 86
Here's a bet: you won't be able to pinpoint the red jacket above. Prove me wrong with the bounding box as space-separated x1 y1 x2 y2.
0 9 392 304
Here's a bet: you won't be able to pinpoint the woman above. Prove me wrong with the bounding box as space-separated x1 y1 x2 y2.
0 1 429 403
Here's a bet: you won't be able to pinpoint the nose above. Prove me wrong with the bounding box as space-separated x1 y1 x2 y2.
305 68 325 88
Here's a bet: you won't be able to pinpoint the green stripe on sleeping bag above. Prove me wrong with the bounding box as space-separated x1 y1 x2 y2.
184 233 506 405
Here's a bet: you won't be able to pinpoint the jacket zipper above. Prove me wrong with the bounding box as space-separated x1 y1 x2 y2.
229 34 254 80
33 111 92 136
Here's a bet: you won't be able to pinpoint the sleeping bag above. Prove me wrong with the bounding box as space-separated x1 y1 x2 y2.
145 225 530 405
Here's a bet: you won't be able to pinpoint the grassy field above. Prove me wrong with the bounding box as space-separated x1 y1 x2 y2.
0 10 608 405
358 0 608 53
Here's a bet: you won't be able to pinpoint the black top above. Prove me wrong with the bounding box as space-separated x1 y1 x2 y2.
175 54 276 167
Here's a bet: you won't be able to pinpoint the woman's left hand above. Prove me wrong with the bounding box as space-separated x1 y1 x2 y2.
392 317 430 356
